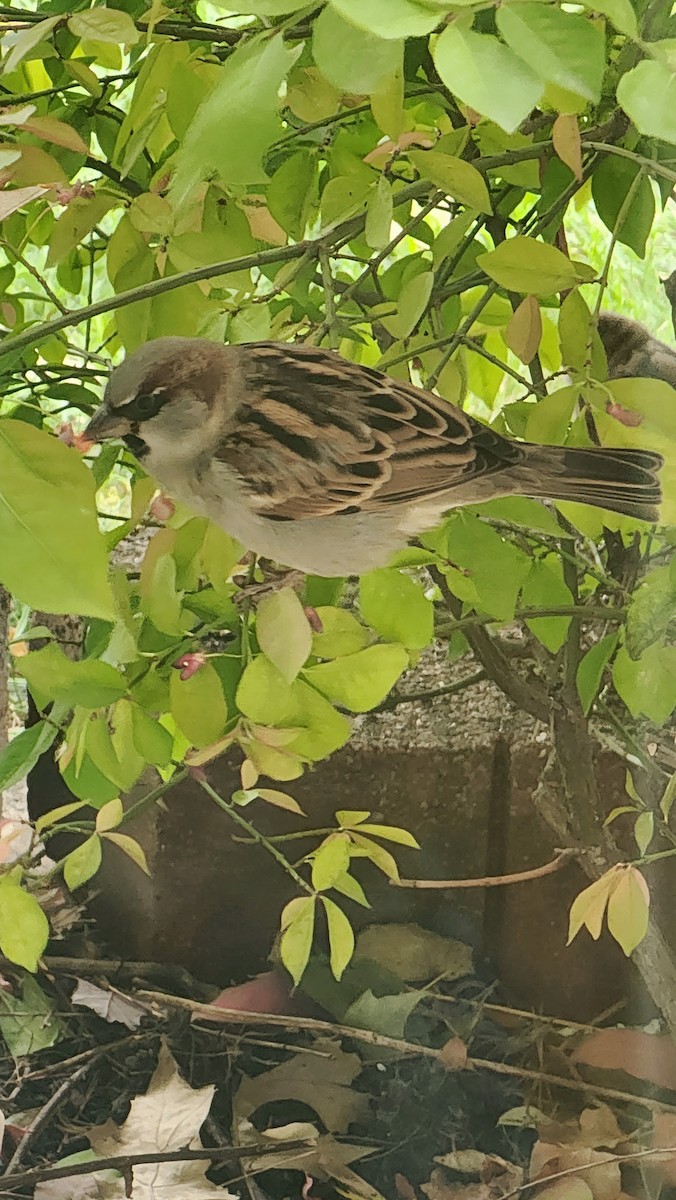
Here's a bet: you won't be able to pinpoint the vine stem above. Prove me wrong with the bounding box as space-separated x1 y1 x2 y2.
198 777 314 895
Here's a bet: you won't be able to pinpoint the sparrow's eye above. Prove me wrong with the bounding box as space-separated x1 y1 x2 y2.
132 391 165 420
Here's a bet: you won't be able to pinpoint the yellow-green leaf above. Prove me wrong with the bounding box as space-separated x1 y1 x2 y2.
0 876 49 972
64 835 103 891
409 150 491 213
0 421 115 619
257 588 312 683
322 897 355 980
279 895 316 984
478 237 584 296
606 866 650 956
103 832 150 875
170 663 228 748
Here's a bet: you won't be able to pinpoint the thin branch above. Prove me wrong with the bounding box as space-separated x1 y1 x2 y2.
393 848 576 889
137 989 676 1115
198 778 314 895
431 566 551 724
371 669 487 712
0 179 433 361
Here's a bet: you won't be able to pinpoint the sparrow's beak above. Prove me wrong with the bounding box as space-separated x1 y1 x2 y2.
84 406 133 442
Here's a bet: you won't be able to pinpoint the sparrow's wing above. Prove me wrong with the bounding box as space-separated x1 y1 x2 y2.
215 342 522 520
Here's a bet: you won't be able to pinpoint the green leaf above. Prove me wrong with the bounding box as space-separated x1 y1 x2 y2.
625 567 676 660
634 811 654 857
444 514 531 622
142 551 183 637
237 654 300 725
478 237 584 296
331 872 370 908
312 834 351 891
170 663 228 748
322 897 355 980
433 27 543 134
2 16 58 74
304 643 408 712
365 175 394 251
360 569 433 649
171 34 302 201
382 270 433 339
613 643 676 726
36 800 88 835
95 797 123 833
606 867 649 956
279 896 316 984
103 832 150 875
408 150 491 213
63 835 103 891
290 682 352 760
576 632 619 715
68 8 139 44
238 655 352 760
617 60 676 145
0 421 114 619
311 608 370 659
0 876 49 972
524 386 578 445
0 720 57 792
313 7 402 93
660 772 676 822
591 157 655 259
496 4 603 102
86 714 139 791
46 194 119 268
580 0 636 34
521 557 573 653
350 832 400 880
17 645 126 710
476 497 564 536
256 588 312 683
0 975 61 1056
559 291 605 377
267 150 316 240
329 0 441 38
357 823 420 847
130 706 173 768
344 987 423 1039
223 0 309 11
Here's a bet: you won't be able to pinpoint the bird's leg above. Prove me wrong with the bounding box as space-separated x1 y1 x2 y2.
232 556 305 605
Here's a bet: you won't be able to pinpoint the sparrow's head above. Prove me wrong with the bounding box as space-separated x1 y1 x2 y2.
85 336 230 456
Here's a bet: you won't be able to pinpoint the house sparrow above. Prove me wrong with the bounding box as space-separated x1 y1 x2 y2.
598 312 676 388
85 338 663 578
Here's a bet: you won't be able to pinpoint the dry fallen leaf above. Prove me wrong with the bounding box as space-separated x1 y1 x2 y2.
571 1028 676 1091
530 1141 622 1200
71 980 146 1030
234 1039 369 1133
86 1039 232 1200
354 923 472 983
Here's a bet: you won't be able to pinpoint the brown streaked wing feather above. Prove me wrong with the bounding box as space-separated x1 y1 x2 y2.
215 342 522 520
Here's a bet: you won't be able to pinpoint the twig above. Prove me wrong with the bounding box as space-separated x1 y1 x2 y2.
198 778 314 895
0 180 433 360
371 669 487 712
393 848 576 889
2 1063 91 1174
0 1141 317 1194
431 567 551 724
135 990 676 1115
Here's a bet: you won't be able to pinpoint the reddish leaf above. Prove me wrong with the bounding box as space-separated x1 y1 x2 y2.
571 1029 676 1091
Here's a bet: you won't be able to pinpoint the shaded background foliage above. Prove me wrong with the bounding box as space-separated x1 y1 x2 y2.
0 0 675 991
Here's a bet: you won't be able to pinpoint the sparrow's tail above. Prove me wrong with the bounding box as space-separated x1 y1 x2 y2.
520 443 663 523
